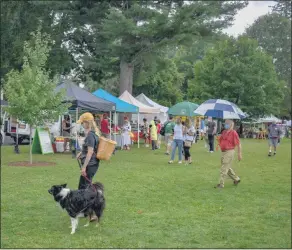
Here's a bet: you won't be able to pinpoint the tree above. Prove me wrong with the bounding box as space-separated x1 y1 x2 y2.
53 1 247 94
245 13 291 118
272 0 292 19
0 1 77 86
190 36 285 117
134 58 184 106
98 1 248 95
4 27 69 164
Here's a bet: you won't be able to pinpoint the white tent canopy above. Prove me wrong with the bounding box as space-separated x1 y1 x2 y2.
257 115 282 123
136 93 168 113
119 91 160 149
135 93 168 123
119 91 160 114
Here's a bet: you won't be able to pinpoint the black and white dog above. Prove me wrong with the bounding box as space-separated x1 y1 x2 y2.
48 182 105 234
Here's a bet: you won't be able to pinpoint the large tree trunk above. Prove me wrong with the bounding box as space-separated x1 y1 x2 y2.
119 60 134 125
29 126 32 164
119 60 134 95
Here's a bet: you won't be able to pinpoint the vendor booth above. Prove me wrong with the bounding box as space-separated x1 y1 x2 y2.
92 88 139 147
119 91 160 148
135 93 169 123
54 81 116 153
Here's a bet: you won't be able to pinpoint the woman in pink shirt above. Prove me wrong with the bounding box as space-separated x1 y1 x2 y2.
156 119 162 149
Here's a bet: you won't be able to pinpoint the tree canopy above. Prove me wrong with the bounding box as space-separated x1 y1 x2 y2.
189 36 285 117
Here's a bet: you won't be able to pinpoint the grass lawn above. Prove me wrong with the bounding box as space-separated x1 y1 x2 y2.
1 139 291 248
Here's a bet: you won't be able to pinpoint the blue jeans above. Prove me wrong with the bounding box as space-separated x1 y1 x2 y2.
171 139 184 161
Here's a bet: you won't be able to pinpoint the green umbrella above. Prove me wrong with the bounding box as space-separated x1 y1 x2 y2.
168 101 200 117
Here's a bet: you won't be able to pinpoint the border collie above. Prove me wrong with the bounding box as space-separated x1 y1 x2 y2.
48 182 105 234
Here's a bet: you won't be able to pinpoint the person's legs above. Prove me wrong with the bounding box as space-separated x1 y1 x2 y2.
166 134 173 155
78 165 98 189
165 135 169 154
183 146 188 162
211 135 215 152
208 134 214 152
273 138 278 155
78 175 87 189
268 139 274 156
170 140 177 162
177 140 183 163
151 140 156 150
187 147 192 163
157 135 161 149
204 134 209 148
184 146 191 163
218 150 234 187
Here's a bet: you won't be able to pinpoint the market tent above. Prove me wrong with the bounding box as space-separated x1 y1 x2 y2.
136 93 168 113
93 88 138 113
135 93 168 123
257 115 282 123
55 81 115 112
119 91 160 114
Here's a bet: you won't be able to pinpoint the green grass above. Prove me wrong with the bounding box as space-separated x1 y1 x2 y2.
1 139 291 248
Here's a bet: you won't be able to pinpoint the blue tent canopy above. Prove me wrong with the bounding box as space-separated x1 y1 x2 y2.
92 89 139 113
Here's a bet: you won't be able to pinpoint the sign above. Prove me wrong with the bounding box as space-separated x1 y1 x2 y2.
32 128 54 155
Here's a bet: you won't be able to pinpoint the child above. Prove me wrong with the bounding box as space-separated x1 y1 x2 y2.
215 119 242 188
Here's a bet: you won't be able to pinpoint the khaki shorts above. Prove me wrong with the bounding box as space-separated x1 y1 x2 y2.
165 133 173 146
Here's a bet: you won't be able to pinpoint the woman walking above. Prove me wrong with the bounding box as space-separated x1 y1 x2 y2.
168 118 184 164
76 112 101 222
76 112 100 189
183 118 195 165
215 119 242 188
121 117 131 150
156 119 162 149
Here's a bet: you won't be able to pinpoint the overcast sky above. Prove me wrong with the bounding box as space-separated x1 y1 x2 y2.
224 1 276 37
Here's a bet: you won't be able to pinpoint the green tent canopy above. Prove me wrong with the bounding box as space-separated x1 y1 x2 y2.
168 101 200 117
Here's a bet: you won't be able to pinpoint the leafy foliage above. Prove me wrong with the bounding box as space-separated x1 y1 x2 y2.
272 0 292 19
0 1 77 85
134 58 184 106
190 36 285 117
245 12 291 118
4 27 69 126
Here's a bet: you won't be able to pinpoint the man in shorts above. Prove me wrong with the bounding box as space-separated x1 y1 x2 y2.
164 115 175 155
268 119 281 156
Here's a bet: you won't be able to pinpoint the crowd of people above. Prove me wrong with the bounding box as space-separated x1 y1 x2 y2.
74 111 284 192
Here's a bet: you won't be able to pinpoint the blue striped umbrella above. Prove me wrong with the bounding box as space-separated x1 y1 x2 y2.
194 99 246 119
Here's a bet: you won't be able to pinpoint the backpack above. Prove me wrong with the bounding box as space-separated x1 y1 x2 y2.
160 122 169 136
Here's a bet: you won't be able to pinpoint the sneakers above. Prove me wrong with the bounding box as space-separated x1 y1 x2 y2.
268 152 272 156
165 152 170 155
168 161 173 164
210 151 214 153
178 161 182 164
274 152 276 156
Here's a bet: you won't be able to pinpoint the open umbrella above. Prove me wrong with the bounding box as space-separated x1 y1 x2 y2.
194 99 246 119
168 101 199 117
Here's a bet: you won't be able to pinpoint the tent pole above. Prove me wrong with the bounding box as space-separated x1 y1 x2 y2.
109 111 112 140
138 112 140 148
114 111 117 142
76 108 78 151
